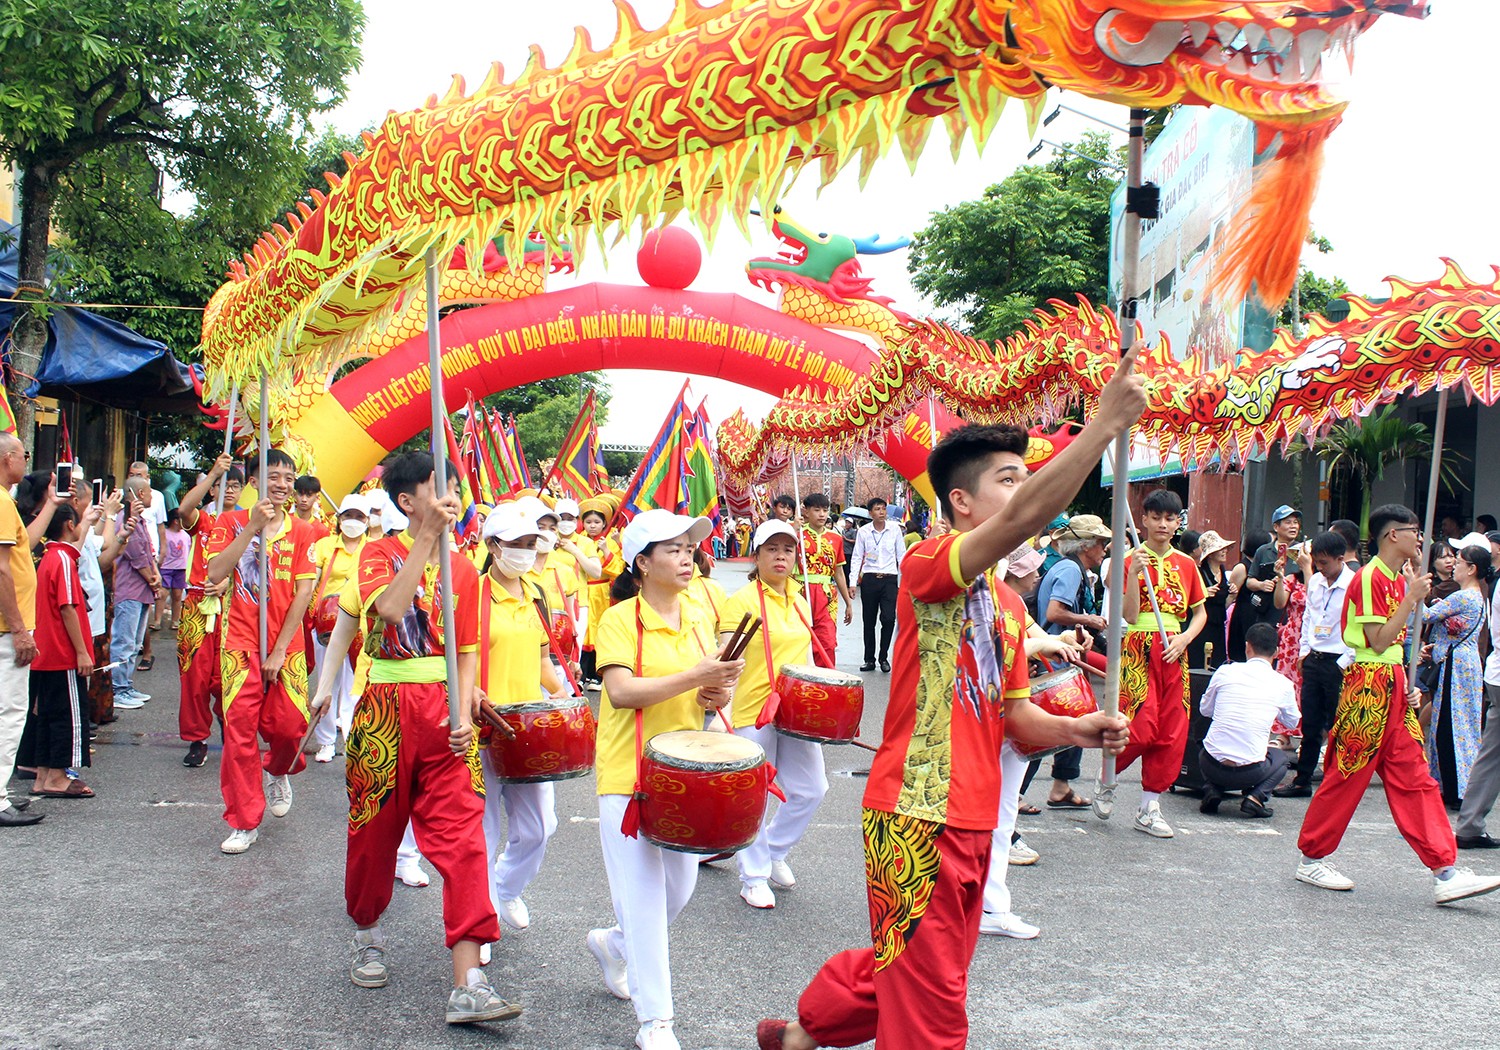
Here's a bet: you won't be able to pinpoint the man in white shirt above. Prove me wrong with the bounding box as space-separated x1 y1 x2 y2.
1277 532 1355 798
849 497 905 672
1198 623 1301 818
1456 531 1500 849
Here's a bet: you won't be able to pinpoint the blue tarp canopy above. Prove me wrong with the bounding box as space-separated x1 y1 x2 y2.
1 222 200 412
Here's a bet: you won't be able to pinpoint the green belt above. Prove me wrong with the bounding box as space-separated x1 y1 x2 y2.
1129 611 1182 633
798 574 832 585
369 655 448 684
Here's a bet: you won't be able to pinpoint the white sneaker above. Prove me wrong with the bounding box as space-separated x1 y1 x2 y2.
740 880 776 909
769 859 797 889
1295 858 1355 891
636 1020 680 1050
1133 802 1174 839
112 693 145 710
1091 777 1115 820
395 858 429 887
314 744 336 763
586 928 631 1000
266 773 294 818
498 897 530 930
1008 838 1040 865
978 911 1040 939
131 689 152 703
221 827 258 854
1434 867 1500 905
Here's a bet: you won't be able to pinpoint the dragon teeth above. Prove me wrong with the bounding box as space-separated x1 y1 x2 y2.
1296 28 1329 77
1187 21 1210 48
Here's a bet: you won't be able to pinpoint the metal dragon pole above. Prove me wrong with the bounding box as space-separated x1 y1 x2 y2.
1098 107 1151 817
426 246 462 729
215 379 239 515
258 369 269 674
1409 386 1449 689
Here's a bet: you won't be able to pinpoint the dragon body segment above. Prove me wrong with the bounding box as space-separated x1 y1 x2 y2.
200 0 1424 397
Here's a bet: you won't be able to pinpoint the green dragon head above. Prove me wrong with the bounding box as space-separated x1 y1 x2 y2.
747 206 911 315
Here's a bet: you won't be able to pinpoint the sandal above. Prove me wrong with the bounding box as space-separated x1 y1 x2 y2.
31 781 95 798
137 656 155 671
1047 791 1092 809
1017 801 1042 816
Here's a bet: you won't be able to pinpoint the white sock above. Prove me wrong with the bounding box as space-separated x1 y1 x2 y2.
354 925 382 946
1140 791 1160 811
465 967 486 988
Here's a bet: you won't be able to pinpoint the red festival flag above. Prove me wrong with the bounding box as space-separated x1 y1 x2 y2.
621 380 690 518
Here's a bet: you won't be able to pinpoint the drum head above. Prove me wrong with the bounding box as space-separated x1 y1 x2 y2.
498 696 586 714
778 663 863 687
647 730 764 770
1030 666 1084 690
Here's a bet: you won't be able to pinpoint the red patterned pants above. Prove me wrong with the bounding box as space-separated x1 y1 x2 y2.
176 594 223 743
795 810 990 1049
1114 630 1190 794
1297 663 1455 869
219 647 308 831
807 584 838 669
344 682 498 949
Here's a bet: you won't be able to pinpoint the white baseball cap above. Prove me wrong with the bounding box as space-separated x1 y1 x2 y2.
337 493 368 516
554 497 580 518
482 502 543 542
517 495 557 524
620 509 711 569
752 520 798 552
381 503 408 534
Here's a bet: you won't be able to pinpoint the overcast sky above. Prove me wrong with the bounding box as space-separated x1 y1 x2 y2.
322 0 1499 444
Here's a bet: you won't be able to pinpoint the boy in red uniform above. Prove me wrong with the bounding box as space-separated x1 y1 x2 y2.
342 452 518 1025
1094 488 1206 839
1295 503 1500 904
175 455 242 768
797 493 852 667
205 449 320 855
759 348 1143 1050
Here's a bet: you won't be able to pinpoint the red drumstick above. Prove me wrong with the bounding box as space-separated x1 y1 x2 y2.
850 739 880 753
295 696 333 758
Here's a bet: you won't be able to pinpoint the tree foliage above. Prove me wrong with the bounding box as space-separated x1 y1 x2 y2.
0 0 364 446
907 131 1120 341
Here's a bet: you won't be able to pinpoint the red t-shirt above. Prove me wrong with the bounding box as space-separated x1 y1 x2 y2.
185 509 216 591
206 511 320 653
356 533 479 660
863 532 1030 831
33 542 86 671
1127 547 1205 631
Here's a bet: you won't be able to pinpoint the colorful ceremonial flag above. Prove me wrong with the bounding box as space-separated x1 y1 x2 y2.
0 387 16 436
484 408 525 496
505 415 534 489
544 391 602 500
684 400 721 536
439 413 480 544
620 381 690 518
58 408 75 466
463 394 505 501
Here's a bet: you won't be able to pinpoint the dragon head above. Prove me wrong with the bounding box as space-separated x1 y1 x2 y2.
990 1 1427 128
747 206 911 317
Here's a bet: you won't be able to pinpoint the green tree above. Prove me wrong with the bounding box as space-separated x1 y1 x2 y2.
1312 405 1465 538
0 0 363 447
907 131 1119 340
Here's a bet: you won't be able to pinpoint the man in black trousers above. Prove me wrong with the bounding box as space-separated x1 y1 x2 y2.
849 498 904 672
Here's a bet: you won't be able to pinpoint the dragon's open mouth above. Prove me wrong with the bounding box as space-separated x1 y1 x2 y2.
771 228 809 267
1095 9 1363 86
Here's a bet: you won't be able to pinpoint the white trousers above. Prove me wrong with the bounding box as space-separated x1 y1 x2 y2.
982 743 1030 916
398 822 423 866
598 793 699 1024
0 635 29 811
311 635 356 748
479 749 557 903
734 724 829 885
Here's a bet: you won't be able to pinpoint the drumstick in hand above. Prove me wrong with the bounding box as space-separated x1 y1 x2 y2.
478 699 517 739
727 617 762 661
295 696 333 758
720 612 752 661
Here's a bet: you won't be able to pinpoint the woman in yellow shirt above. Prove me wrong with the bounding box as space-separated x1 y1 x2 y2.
476 503 567 936
524 503 586 666
579 498 620 684
719 520 823 911
309 494 369 763
588 509 744 1050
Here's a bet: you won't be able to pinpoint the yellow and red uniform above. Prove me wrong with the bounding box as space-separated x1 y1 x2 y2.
343 532 498 949
177 509 223 743
527 555 581 662
798 524 845 668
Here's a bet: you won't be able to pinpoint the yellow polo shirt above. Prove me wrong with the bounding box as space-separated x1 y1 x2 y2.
594 595 717 795
481 574 549 705
584 534 622 646
314 535 364 601
684 570 728 627
720 578 812 728
0 488 36 632
527 556 580 618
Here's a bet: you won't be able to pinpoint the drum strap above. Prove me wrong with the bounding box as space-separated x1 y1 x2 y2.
622 601 651 840
754 582 784 729
311 544 347 613
532 593 583 698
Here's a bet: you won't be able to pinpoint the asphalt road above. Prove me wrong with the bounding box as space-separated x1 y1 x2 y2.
3 561 1497 1049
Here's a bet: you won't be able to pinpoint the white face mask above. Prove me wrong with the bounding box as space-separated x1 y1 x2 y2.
535 533 556 554
558 520 577 537
497 548 537 578
340 519 366 539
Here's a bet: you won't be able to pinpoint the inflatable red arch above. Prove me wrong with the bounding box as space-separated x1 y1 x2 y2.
293 282 961 503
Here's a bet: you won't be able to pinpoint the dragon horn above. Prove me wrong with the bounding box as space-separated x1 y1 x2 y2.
852 234 911 255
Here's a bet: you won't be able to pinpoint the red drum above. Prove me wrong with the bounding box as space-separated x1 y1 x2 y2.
639 730 771 854
486 696 597 783
1009 665 1099 760
312 594 342 644
773 664 864 743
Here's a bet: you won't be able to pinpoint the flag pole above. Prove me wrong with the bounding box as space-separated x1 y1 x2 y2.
426 247 462 730
216 380 239 515
1098 107 1151 819
258 369 269 675
1409 386 1450 689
